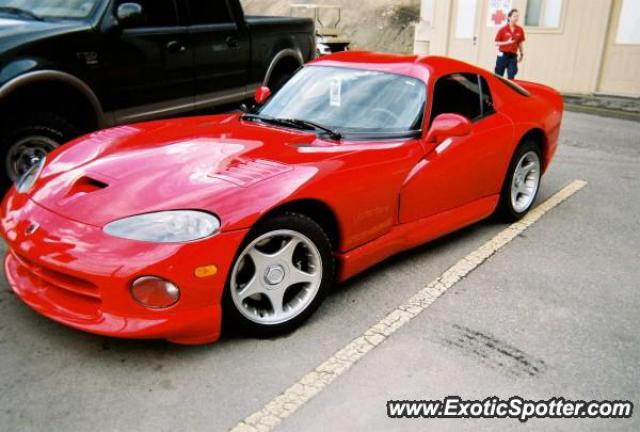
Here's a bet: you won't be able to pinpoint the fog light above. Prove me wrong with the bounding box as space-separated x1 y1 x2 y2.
131 276 180 309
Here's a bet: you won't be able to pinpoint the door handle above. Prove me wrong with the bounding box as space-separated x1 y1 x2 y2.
226 36 239 48
167 40 187 53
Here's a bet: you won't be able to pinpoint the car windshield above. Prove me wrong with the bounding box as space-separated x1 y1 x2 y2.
0 0 100 19
259 66 427 136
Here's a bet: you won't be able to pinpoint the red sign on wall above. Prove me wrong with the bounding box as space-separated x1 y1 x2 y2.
487 0 512 27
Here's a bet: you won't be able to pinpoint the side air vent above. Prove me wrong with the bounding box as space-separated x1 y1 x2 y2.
210 159 292 187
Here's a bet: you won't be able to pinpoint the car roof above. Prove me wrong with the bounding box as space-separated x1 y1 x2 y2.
309 51 485 83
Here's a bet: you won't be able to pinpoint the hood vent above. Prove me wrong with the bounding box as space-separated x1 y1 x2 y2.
65 176 109 198
210 159 292 187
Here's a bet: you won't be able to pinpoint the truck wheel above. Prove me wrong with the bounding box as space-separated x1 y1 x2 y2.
269 72 294 92
1 112 78 189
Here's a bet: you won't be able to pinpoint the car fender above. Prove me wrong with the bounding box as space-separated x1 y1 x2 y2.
216 142 422 253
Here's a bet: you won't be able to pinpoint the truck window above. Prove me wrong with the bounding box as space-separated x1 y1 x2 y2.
187 0 233 25
116 0 179 28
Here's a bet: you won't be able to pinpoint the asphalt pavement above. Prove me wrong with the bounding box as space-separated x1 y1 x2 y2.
1 111 638 432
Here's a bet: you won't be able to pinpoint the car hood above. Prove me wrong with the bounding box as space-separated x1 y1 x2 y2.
0 17 87 50
30 114 332 228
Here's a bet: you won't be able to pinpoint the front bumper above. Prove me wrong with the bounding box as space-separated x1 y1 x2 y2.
1 192 247 345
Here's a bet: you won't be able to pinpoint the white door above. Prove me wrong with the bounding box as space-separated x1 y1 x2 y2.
599 0 640 96
448 0 483 64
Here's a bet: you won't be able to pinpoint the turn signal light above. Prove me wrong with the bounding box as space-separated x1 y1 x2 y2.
195 265 218 278
131 276 180 309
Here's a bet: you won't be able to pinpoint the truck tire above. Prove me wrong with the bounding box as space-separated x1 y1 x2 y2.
1 112 78 189
269 72 294 92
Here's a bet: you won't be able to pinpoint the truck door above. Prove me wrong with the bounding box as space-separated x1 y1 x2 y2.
185 0 251 107
103 0 194 123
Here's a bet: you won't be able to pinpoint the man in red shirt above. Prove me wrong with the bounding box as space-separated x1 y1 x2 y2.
494 9 525 80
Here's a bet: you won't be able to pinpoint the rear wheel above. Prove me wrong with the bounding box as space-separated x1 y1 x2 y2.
496 141 542 222
1 112 78 189
223 212 335 337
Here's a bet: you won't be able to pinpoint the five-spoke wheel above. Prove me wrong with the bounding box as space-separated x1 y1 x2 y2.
224 213 334 335
497 140 543 221
510 150 541 214
230 229 323 325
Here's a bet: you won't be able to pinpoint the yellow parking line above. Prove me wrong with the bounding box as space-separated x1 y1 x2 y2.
229 180 589 432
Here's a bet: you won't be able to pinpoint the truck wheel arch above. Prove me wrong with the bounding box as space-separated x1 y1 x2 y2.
263 49 304 89
0 70 107 129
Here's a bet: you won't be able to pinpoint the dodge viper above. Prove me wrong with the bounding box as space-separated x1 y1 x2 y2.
0 52 562 344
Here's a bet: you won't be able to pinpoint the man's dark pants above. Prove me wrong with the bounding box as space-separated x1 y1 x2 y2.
495 52 518 79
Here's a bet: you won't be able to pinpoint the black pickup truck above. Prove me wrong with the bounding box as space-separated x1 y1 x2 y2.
0 0 315 187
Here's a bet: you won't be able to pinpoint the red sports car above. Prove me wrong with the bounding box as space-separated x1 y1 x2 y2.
0 52 562 344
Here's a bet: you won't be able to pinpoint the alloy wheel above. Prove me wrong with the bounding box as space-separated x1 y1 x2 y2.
510 150 541 213
230 229 323 325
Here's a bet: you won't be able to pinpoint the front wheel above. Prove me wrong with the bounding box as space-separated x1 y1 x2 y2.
496 141 542 222
223 212 335 337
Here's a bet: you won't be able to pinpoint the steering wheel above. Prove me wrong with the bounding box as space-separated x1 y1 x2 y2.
370 108 401 127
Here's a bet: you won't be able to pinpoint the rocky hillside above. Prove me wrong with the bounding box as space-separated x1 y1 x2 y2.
241 0 420 54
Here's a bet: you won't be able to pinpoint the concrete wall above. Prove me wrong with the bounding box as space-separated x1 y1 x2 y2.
241 0 420 54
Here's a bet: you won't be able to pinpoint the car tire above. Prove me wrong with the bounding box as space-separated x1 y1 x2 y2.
496 140 543 222
1 112 78 190
223 212 335 337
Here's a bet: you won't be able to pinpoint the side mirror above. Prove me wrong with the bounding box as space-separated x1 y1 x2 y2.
426 113 472 144
117 2 143 25
254 86 272 105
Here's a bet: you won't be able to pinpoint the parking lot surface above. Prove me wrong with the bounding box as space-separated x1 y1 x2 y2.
1 111 638 431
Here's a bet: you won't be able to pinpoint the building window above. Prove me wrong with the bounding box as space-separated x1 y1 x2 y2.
616 0 640 44
455 0 477 39
525 0 563 28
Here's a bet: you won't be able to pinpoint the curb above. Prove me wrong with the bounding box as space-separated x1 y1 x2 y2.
564 103 640 122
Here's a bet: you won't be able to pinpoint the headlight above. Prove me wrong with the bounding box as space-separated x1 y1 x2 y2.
104 210 220 243
16 157 46 194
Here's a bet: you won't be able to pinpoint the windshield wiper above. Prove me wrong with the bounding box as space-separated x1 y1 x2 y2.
0 6 43 21
242 114 342 140
281 118 342 140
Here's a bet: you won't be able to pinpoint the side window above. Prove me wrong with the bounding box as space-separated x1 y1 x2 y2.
430 73 482 122
479 76 496 116
188 0 233 25
116 0 178 28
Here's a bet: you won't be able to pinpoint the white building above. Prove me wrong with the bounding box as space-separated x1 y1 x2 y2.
414 0 640 96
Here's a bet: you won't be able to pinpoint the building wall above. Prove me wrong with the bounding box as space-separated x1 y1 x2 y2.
415 0 640 97
242 0 420 54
